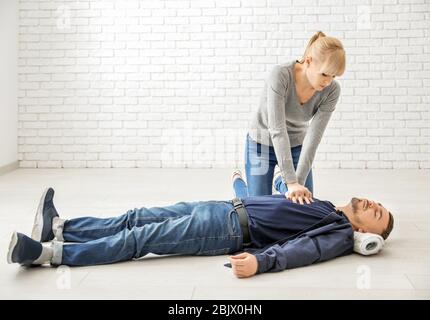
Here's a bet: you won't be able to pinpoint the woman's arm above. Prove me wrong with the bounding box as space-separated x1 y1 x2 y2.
266 66 297 184
296 82 341 185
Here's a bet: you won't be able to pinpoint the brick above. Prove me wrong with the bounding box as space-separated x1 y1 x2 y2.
15 1 430 170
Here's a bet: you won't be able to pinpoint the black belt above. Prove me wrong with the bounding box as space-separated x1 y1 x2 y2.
231 198 251 245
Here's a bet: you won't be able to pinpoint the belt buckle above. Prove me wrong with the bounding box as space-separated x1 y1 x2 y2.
232 198 243 210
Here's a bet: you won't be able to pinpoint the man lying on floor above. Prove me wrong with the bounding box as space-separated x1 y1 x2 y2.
7 174 394 278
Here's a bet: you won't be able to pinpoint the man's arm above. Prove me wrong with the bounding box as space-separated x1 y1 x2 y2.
254 225 353 274
228 224 353 278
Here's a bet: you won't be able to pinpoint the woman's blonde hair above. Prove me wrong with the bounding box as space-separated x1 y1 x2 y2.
299 31 346 77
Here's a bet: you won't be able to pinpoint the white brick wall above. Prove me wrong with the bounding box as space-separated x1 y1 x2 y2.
18 0 430 169
0 0 18 168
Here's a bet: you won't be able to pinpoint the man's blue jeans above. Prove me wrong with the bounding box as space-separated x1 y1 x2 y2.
52 201 243 266
244 134 313 197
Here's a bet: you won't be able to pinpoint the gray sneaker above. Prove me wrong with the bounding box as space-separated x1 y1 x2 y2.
7 232 43 266
31 187 59 242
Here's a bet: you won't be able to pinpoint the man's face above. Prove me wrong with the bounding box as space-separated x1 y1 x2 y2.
350 197 391 235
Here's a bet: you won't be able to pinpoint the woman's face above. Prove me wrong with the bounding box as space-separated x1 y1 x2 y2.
305 57 336 91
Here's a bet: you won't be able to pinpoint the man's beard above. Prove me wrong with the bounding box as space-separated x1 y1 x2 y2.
351 197 360 214
350 197 362 223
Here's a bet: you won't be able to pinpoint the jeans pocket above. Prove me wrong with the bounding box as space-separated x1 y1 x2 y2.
227 209 238 236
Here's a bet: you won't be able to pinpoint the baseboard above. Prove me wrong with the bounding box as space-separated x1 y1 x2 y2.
0 161 19 176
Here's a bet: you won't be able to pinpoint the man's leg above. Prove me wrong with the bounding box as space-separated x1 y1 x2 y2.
57 201 203 243
52 201 243 266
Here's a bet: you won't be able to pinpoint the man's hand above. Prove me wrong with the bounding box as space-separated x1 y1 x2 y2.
285 182 314 205
229 252 258 278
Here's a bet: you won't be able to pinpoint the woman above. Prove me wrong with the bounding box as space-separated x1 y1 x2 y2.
244 31 345 204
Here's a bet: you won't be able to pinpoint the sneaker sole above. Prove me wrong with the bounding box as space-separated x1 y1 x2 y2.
7 231 18 264
31 188 50 242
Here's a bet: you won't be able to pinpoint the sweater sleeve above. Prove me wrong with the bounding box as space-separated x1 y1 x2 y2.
295 82 341 186
266 65 298 184
254 223 353 274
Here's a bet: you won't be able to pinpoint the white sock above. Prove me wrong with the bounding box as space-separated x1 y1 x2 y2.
33 244 53 265
52 217 65 241
52 217 60 234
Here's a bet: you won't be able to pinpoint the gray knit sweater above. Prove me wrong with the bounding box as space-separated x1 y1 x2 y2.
248 60 341 185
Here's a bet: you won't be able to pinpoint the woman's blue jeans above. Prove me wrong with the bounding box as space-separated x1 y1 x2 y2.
244 134 313 197
53 201 243 266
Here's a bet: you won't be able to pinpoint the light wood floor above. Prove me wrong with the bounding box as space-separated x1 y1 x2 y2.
1 168 429 299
